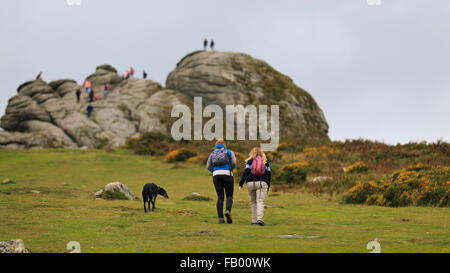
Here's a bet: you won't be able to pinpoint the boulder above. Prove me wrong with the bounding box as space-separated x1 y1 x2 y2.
108 78 162 112
2 178 14 184
17 80 54 98
48 79 77 90
183 193 212 201
166 51 329 141
310 176 332 183
85 67 122 87
53 111 108 148
87 78 162 146
92 104 137 147
53 80 80 97
96 64 118 73
134 88 191 134
40 97 68 120
0 130 62 149
0 95 52 131
18 120 77 148
94 182 138 200
0 239 30 253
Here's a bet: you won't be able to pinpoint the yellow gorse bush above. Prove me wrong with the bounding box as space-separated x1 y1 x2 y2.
345 161 369 174
303 145 338 158
277 161 309 184
344 164 450 207
288 161 309 169
165 148 197 163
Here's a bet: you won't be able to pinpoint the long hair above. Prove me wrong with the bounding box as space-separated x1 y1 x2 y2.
246 147 267 162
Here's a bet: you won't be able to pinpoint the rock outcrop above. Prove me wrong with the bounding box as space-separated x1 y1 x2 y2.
167 51 329 141
0 239 30 253
1 51 329 149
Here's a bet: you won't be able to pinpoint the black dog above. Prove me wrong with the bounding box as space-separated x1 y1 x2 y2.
142 183 168 213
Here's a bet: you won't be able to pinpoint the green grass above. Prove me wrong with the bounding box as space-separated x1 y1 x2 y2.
0 149 448 253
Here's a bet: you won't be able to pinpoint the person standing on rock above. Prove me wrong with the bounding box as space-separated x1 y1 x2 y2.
206 139 236 224
84 80 92 94
123 70 129 80
76 89 81 103
238 147 271 226
130 67 135 78
143 69 147 79
104 84 109 98
89 88 95 102
36 72 43 80
87 104 93 118
203 38 208 50
210 39 215 51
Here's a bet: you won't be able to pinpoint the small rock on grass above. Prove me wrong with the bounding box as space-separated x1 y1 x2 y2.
187 230 215 236
94 182 138 200
310 176 332 183
0 239 29 253
277 234 320 239
2 178 14 185
183 193 212 201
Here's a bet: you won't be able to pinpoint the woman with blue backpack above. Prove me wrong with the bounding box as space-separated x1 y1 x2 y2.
206 139 236 224
239 147 271 226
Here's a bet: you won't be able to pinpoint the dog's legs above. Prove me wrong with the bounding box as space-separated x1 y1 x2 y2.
151 196 156 211
142 191 148 213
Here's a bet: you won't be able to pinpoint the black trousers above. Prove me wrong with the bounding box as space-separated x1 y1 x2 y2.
213 175 234 218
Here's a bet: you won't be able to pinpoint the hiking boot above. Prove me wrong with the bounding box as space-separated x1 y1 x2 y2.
257 220 265 226
225 211 232 224
218 218 225 224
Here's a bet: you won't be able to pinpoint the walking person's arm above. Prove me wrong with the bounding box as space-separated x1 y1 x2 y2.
206 153 213 172
238 161 251 192
229 150 236 170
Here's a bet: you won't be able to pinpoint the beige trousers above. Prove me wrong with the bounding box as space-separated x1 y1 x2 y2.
246 181 268 223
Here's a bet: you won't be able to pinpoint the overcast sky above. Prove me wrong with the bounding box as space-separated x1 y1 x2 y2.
1 0 449 144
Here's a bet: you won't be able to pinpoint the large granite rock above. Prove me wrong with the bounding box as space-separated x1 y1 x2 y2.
166 51 329 140
134 89 192 134
1 52 330 149
18 120 77 148
1 95 52 131
0 130 60 149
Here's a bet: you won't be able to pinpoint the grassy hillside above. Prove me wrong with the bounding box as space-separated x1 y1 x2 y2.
0 148 449 253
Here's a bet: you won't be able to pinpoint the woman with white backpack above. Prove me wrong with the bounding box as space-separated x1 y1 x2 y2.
239 147 271 226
